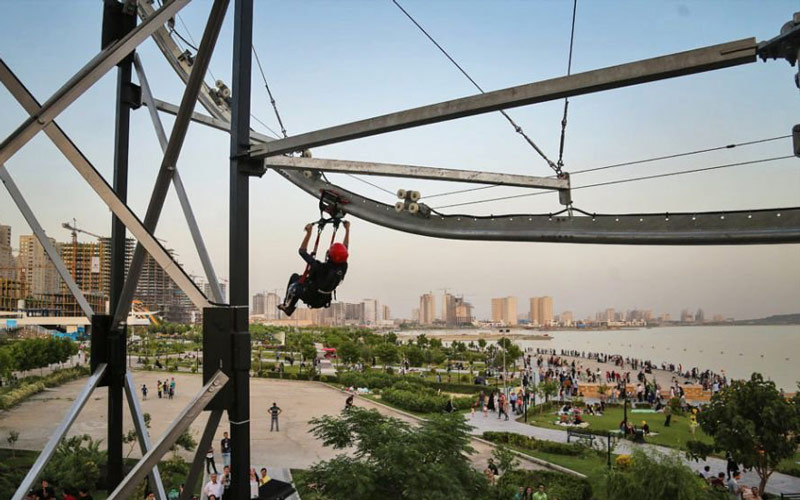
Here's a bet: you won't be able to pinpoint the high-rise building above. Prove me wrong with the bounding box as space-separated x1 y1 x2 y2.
382 304 391 322
265 292 281 320
363 298 379 325
529 296 554 326
59 241 104 294
252 292 266 315
681 309 694 323
491 296 517 325
695 308 705 323
419 292 436 325
560 310 573 326
442 293 458 325
0 224 16 280
19 235 60 295
454 297 473 325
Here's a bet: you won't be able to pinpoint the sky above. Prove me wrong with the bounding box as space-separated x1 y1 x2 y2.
0 1 799 321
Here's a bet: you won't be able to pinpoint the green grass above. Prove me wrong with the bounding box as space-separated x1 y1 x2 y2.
522 405 713 451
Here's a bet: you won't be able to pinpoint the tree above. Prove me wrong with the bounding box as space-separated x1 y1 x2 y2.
537 380 560 409
404 345 424 368
6 430 19 458
43 434 105 492
338 340 360 367
689 373 800 493
0 347 14 381
304 408 490 499
477 338 487 352
606 449 718 500
415 334 429 349
375 343 399 370
170 429 197 458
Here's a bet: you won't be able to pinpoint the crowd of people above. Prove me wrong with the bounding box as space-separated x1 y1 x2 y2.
139 377 177 400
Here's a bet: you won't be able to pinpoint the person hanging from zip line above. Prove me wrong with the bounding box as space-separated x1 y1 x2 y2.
278 219 350 317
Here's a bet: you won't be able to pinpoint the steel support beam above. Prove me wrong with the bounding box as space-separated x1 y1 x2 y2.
0 165 94 318
179 409 223 500
248 38 757 159
0 0 189 166
107 3 138 488
133 54 225 303
265 155 570 190
229 1 253 498
0 59 210 311
108 370 229 500
11 364 108 500
124 374 167 500
113 0 228 328
149 98 272 143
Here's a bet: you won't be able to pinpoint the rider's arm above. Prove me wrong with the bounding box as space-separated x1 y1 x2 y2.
300 223 314 252
342 220 350 249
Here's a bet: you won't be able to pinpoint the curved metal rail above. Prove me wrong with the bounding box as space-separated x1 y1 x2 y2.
138 1 800 245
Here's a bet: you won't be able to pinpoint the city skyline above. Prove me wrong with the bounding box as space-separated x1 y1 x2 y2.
0 3 798 323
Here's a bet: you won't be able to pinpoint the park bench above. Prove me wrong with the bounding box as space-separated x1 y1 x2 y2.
566 428 597 447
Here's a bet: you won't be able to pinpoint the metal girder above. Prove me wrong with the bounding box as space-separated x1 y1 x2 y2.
276 168 800 245
113 0 228 328
124 374 167 500
149 98 273 143
0 59 210 310
108 370 229 500
11 364 108 500
133 55 224 304
152 96 800 244
247 38 757 159
0 165 94 318
137 0 232 123
265 155 570 190
179 409 223 500
0 0 190 166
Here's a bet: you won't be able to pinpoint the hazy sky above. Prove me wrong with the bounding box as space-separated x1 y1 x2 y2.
1 1 799 321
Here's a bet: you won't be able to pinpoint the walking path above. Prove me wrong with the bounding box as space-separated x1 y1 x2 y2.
466 410 800 495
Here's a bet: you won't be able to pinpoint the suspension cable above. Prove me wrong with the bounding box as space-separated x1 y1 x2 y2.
252 46 289 138
342 173 397 196
557 0 578 169
431 155 795 210
424 134 791 199
391 0 560 174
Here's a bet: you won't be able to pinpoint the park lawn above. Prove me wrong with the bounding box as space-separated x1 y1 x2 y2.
522 405 713 451
777 452 800 477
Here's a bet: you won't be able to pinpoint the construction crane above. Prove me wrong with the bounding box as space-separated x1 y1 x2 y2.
62 219 104 242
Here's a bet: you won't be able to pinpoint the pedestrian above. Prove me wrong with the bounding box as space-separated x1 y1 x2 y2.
532 483 548 500
205 445 218 474
170 377 176 399
269 402 282 431
157 380 162 399
487 458 499 476
221 431 232 468
141 384 148 400
220 465 231 499
663 404 672 427
202 473 223 500
35 479 56 499
727 471 743 499
726 452 739 480
249 468 260 499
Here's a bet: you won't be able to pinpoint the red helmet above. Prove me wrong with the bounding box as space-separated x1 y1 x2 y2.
327 243 348 263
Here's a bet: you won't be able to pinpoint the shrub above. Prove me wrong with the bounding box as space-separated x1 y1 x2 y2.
382 382 475 414
504 469 593 500
482 431 587 457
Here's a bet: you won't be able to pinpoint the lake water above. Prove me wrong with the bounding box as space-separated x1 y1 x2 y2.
401 325 800 391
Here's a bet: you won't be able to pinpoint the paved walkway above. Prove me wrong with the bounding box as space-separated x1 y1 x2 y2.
466 410 800 495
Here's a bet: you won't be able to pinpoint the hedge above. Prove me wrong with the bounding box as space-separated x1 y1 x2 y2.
337 371 484 394
0 366 89 410
482 431 587 457
381 381 476 414
503 469 593 500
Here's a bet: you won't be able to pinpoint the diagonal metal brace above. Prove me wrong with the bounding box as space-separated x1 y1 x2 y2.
11 364 108 500
0 0 190 166
108 370 229 500
124 373 167 500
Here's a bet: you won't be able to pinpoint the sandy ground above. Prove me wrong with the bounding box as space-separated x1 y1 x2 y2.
0 371 524 472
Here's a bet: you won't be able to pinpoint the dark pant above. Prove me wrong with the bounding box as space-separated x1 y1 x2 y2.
205 456 217 473
271 416 279 431
280 273 303 316
664 414 672 427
